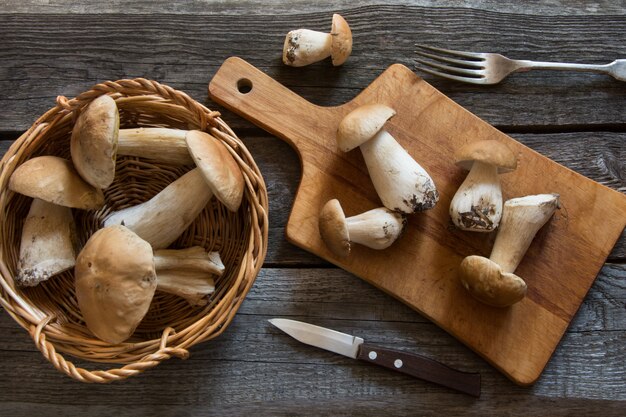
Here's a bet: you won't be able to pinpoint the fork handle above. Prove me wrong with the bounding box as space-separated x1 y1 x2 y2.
512 60 611 74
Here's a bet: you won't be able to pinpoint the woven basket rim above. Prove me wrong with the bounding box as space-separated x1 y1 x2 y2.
0 77 269 383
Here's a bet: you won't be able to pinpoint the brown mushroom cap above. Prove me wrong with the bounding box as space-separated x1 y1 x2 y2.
319 199 350 257
70 94 120 189
186 130 245 212
337 104 396 152
9 156 105 210
330 14 352 66
458 255 527 307
454 140 517 173
75 225 157 344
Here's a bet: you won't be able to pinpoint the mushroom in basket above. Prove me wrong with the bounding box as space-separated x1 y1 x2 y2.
8 156 104 286
75 225 224 344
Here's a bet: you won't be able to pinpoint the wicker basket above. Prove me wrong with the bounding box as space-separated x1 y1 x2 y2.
0 78 268 382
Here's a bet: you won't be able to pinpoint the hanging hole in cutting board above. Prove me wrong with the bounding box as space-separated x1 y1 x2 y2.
237 78 253 94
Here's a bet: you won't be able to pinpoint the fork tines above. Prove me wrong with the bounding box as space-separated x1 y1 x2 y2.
414 44 486 84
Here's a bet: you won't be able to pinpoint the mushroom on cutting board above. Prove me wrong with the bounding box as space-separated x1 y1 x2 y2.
319 199 406 257
75 225 225 344
103 130 244 249
283 14 352 67
337 104 439 213
70 94 193 189
449 140 517 232
458 193 560 307
15 199 77 287
9 156 104 210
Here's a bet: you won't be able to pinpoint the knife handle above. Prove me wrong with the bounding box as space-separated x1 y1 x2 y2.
357 343 481 397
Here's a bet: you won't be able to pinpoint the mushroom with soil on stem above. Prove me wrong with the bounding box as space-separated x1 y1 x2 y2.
458 193 560 307
103 130 244 249
75 225 225 344
70 94 195 189
283 14 352 67
337 104 439 214
8 155 104 286
319 199 407 258
449 140 517 232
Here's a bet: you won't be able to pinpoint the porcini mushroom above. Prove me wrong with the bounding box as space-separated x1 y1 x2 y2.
103 130 244 249
337 104 439 213
450 140 517 232
70 94 194 189
283 14 352 67
459 193 560 307
15 199 77 287
9 155 104 210
319 199 406 257
75 225 224 344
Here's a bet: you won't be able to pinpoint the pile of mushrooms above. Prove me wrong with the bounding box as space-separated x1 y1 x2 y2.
8 93 244 344
319 103 439 256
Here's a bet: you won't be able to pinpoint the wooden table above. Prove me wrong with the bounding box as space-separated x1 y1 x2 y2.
1 1 624 415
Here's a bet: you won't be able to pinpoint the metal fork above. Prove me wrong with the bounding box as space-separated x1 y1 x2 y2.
414 44 626 84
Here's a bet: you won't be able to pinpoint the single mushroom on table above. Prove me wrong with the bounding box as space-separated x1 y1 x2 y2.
103 130 244 249
8 155 104 286
70 94 194 189
337 104 439 214
75 225 225 344
459 193 560 307
449 140 517 232
283 14 352 67
319 199 407 258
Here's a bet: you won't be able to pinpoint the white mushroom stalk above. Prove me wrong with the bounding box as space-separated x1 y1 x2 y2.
71 95 195 189
75 225 225 343
337 104 439 213
449 140 517 232
15 199 77 287
319 199 406 258
104 130 244 249
283 14 352 67
459 193 560 307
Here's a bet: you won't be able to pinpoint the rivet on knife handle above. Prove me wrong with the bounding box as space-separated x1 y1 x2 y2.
357 343 481 397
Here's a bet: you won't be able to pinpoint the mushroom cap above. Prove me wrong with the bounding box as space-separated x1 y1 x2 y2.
330 14 352 66
454 140 517 173
8 156 105 209
75 225 157 344
458 255 527 308
185 130 245 212
318 199 350 257
70 94 120 189
337 104 396 152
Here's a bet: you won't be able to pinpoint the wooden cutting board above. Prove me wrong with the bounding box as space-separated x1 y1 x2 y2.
209 57 626 386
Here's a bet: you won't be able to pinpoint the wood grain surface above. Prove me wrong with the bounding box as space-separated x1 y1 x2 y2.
0 1 624 415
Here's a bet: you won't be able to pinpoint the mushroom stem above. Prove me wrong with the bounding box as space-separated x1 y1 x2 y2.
283 29 332 67
449 161 502 232
360 130 439 213
104 169 213 249
489 194 560 273
153 247 225 276
16 198 77 287
153 247 224 306
346 208 407 250
117 128 192 165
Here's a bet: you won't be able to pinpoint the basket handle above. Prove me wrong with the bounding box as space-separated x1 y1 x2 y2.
209 57 338 152
30 316 189 383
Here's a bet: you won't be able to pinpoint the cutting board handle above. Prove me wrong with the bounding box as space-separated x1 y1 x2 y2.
209 57 337 150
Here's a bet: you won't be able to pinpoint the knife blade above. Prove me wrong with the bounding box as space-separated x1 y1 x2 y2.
269 318 481 397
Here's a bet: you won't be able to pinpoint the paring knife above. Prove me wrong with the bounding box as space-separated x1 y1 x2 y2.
269 318 481 397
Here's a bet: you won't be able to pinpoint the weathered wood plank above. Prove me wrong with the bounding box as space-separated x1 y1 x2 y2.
3 0 625 16
0 265 623 413
0 9 625 131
